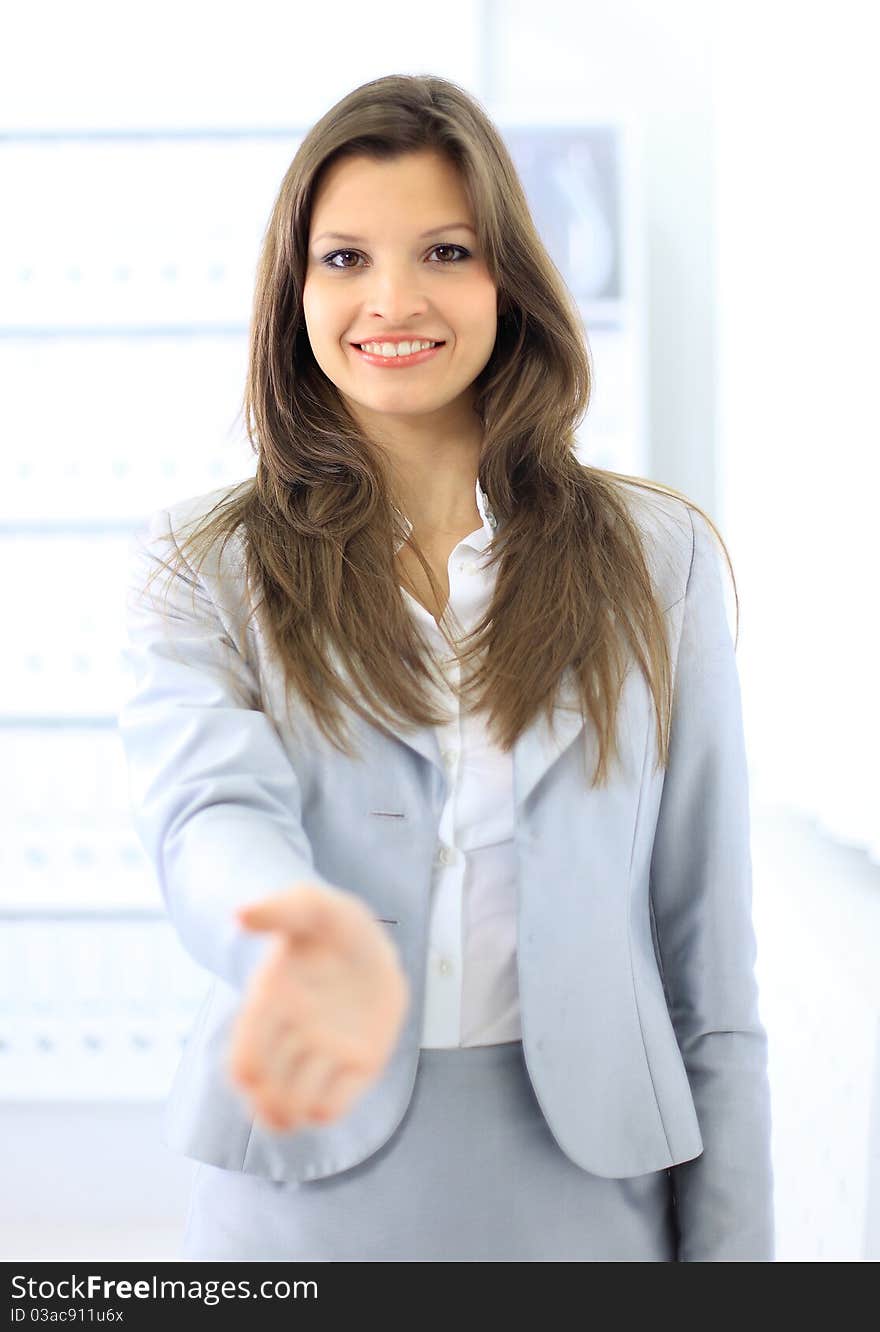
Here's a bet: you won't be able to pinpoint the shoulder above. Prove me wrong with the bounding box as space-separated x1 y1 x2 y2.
610 477 696 611
141 480 250 575
132 481 253 623
164 481 249 546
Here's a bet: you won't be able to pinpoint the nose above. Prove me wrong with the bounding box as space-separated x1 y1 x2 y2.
362 265 432 322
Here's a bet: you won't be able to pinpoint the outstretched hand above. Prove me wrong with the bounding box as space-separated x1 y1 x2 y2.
226 882 410 1132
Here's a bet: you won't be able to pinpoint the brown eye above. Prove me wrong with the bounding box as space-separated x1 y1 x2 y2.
429 245 470 264
323 250 363 270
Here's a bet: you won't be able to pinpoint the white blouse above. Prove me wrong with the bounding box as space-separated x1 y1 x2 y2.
394 478 521 1048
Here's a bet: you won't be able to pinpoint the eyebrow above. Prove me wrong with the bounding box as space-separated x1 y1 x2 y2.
312 222 476 245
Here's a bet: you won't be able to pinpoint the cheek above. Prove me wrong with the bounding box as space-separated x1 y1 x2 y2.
301 289 316 338
304 294 351 346
460 301 498 355
302 277 335 324
460 283 498 337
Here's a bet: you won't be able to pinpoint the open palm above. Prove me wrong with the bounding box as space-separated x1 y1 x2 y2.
226 883 410 1132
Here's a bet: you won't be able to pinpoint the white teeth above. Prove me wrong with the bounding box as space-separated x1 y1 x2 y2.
358 340 439 358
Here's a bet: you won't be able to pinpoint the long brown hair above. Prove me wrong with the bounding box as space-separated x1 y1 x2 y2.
143 72 738 787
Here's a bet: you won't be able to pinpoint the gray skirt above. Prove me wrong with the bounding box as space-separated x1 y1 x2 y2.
180 1038 677 1261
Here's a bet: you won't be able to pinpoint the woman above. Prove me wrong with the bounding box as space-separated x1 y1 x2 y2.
118 73 774 1261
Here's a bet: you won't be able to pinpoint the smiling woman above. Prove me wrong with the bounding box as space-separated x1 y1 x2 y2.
301 149 500 485
119 71 772 1264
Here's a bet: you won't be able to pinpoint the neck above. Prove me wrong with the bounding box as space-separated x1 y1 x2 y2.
385 443 484 536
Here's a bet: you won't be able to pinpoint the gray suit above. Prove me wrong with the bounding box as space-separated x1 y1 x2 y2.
118 481 774 1261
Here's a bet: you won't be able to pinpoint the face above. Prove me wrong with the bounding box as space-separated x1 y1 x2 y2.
302 150 498 438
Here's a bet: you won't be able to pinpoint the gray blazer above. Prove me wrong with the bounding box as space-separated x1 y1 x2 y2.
117 480 774 1261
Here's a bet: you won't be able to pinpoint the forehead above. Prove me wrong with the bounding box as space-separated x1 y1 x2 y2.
309 150 473 231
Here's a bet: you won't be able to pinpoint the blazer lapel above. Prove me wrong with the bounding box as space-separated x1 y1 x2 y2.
368 665 588 811
512 667 588 808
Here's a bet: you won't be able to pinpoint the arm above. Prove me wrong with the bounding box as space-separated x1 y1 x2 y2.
117 506 337 992
650 507 775 1261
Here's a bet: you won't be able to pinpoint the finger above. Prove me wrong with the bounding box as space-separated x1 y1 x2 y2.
263 1024 308 1089
288 1049 340 1120
228 997 294 1088
261 1051 348 1130
310 1066 371 1122
252 1042 315 1132
229 932 315 1087
236 884 340 936
246 1030 305 1126
253 1092 295 1131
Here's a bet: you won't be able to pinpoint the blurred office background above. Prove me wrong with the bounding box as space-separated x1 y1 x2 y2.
1 0 878 1261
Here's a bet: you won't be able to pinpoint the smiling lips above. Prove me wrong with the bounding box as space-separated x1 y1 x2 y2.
351 340 446 368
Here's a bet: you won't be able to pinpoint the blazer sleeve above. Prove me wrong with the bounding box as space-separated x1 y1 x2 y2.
649 507 775 1261
117 506 338 993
